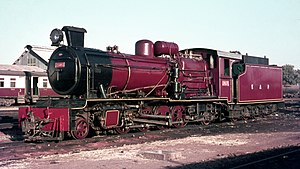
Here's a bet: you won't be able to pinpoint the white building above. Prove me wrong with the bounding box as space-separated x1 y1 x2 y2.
13 45 56 70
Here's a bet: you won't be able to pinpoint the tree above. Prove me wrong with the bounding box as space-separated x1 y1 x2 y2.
282 64 300 85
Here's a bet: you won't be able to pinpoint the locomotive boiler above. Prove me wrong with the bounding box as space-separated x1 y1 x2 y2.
19 26 283 141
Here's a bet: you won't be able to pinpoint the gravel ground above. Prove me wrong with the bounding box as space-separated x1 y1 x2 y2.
0 131 299 169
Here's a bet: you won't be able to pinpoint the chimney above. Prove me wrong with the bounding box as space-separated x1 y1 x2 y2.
62 26 87 47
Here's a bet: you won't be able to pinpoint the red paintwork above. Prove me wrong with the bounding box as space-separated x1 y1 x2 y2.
0 88 24 97
218 58 238 102
238 65 282 102
135 40 154 57
39 88 60 96
105 110 119 127
178 57 210 96
219 78 232 102
110 54 169 95
155 106 170 115
19 106 70 131
154 41 179 56
55 62 65 68
110 51 212 97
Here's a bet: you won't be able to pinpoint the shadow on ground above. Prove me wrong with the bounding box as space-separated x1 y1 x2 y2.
0 115 23 141
166 146 300 169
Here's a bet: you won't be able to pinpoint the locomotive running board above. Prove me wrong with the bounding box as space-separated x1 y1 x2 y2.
69 98 230 110
169 98 228 103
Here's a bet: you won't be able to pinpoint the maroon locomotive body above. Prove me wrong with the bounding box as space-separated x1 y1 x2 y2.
238 65 282 102
18 26 283 141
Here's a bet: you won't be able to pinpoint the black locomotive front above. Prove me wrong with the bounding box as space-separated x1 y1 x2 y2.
48 27 112 96
48 46 83 95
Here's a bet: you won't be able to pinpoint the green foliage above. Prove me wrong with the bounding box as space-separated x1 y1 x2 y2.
282 65 300 85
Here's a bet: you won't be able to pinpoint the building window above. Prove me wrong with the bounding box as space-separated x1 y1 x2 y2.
224 59 230 76
43 79 48 88
28 58 36 66
0 78 4 87
10 78 16 87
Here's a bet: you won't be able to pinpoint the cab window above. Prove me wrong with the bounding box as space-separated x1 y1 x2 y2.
224 59 230 76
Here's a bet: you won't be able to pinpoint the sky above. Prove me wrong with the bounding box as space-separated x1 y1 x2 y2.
0 0 299 69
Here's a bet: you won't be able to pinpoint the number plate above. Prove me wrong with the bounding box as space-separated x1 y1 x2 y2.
55 62 65 68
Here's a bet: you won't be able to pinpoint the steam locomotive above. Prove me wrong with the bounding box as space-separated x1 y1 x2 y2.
19 26 283 141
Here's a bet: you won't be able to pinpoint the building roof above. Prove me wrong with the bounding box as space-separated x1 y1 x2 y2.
0 64 45 72
13 45 56 66
0 64 46 76
26 45 56 63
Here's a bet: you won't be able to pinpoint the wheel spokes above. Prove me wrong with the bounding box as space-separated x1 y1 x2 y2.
71 117 89 139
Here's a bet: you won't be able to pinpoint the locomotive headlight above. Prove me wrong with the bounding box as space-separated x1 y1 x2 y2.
50 28 63 46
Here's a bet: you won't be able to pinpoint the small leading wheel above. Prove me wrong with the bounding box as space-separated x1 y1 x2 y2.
137 125 149 132
115 127 130 134
242 107 251 121
173 117 186 128
71 117 89 139
201 120 210 126
201 112 211 125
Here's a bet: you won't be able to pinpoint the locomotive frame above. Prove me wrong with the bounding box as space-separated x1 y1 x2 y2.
18 26 283 141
